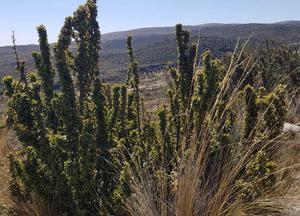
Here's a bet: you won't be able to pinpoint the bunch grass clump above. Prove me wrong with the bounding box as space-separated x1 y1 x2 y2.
1 1 299 215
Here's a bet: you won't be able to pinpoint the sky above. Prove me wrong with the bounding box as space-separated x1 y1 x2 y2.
0 0 300 46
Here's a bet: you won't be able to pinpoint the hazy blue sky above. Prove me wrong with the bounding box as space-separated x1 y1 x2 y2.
0 0 300 46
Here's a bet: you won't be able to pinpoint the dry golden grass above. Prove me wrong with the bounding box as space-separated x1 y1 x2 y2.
0 128 12 212
125 100 300 216
12 196 57 216
0 126 57 216
124 40 300 216
0 41 299 215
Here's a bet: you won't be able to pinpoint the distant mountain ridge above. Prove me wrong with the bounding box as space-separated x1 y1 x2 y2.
1 21 300 85
102 21 300 41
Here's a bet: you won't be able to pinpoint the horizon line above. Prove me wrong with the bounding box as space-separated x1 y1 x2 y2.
1 20 299 47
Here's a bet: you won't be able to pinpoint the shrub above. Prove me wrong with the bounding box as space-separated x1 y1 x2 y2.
2 1 292 215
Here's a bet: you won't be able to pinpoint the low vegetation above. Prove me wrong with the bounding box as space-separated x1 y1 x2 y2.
0 0 299 215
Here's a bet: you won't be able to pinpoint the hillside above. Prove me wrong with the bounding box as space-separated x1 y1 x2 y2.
1 21 300 84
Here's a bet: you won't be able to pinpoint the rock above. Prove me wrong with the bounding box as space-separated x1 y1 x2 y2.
283 123 300 133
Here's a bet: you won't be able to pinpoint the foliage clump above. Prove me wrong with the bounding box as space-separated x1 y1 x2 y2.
2 1 291 215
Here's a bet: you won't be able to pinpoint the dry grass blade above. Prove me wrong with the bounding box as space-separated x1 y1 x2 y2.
124 38 300 216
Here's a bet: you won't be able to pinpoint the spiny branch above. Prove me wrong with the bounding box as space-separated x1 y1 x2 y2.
11 31 27 87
